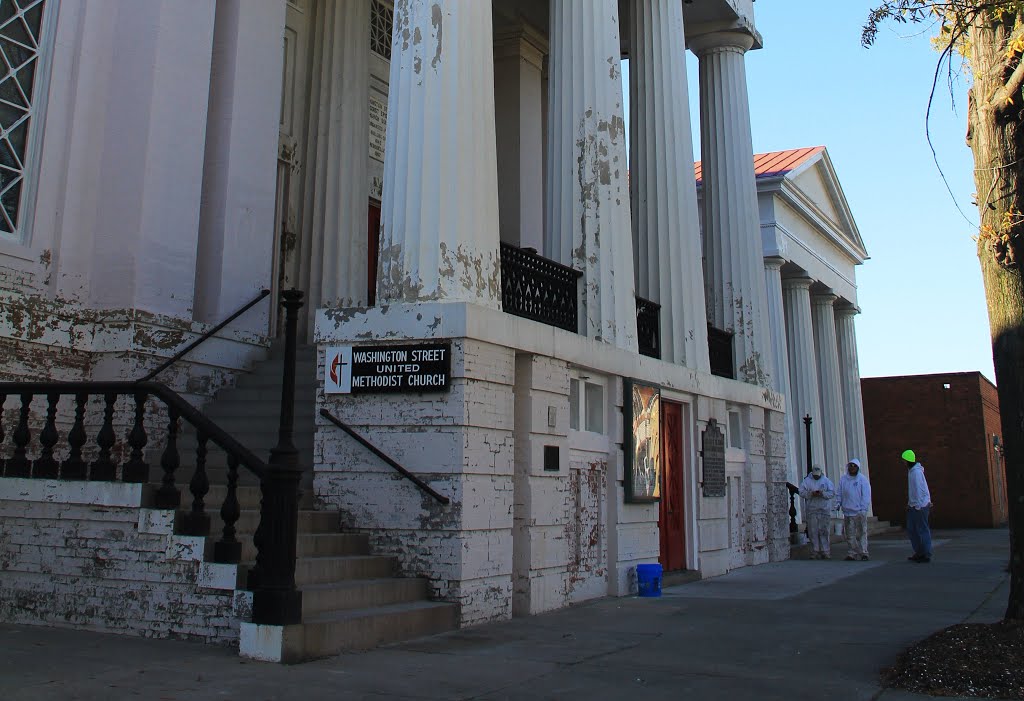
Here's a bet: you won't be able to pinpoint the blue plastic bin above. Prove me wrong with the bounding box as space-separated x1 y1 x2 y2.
636 563 663 597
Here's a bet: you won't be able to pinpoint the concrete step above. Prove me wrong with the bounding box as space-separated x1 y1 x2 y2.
300 577 431 617
237 533 371 562
178 508 342 537
202 400 317 421
299 601 458 655
293 555 398 586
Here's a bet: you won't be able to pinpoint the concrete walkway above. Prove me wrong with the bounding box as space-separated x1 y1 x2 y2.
0 529 1010 701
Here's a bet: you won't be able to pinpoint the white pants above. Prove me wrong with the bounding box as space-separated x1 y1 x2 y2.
806 512 831 556
844 513 868 557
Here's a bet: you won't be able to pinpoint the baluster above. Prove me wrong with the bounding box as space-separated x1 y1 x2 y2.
89 393 117 481
0 392 7 475
32 392 60 478
122 392 149 483
789 487 799 534
180 432 210 536
155 406 181 509
61 393 89 480
6 393 33 477
213 454 242 563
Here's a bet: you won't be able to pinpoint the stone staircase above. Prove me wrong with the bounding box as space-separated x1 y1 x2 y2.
160 344 458 660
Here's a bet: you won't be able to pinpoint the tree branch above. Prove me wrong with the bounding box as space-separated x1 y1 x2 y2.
990 56 1024 110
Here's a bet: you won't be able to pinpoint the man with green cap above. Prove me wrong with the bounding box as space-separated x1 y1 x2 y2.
902 449 932 563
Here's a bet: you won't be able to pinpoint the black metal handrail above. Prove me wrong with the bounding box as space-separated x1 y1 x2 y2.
499 242 582 333
319 408 450 505
636 296 661 359
0 380 266 554
138 289 271 382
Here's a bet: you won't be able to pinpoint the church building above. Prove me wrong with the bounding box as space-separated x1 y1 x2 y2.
0 0 868 661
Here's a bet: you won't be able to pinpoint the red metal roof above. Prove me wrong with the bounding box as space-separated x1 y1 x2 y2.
694 146 825 184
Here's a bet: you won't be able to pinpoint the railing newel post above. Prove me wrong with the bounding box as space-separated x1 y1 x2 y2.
251 288 304 626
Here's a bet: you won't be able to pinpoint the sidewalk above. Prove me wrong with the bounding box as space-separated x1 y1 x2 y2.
0 529 1010 701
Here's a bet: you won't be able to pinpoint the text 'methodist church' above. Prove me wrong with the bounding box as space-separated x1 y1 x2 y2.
0 0 868 660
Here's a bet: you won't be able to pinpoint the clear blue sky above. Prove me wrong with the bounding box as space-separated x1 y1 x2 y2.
625 1 995 381
738 1 994 381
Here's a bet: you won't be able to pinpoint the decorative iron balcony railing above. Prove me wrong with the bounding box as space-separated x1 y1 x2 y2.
499 242 581 333
708 325 735 379
635 296 661 359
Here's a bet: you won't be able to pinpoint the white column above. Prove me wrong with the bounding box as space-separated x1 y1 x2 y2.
377 0 501 308
811 290 848 484
691 31 772 385
836 304 869 476
72 1 216 319
629 0 709 369
493 24 546 251
194 0 286 333
546 0 637 350
782 277 824 473
300 0 370 313
765 258 798 484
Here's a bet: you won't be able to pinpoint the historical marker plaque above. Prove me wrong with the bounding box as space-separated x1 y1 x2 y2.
701 418 726 498
324 342 451 394
369 93 388 163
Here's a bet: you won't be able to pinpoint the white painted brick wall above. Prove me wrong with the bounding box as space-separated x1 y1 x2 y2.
0 479 244 645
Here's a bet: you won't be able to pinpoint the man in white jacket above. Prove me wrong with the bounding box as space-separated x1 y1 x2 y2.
902 449 933 563
799 465 835 559
836 458 872 561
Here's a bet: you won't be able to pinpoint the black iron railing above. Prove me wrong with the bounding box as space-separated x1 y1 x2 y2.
636 296 661 359
708 325 735 379
786 482 799 533
499 242 581 333
138 288 270 382
319 408 450 505
0 289 307 627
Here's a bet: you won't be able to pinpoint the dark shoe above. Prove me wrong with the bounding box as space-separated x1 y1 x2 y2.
844 556 856 561
917 556 931 563
860 555 870 561
908 554 923 561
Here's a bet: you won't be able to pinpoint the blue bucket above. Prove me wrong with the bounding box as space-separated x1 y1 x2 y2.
636 563 663 597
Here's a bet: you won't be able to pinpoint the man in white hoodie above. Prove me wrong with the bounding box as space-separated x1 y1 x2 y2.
836 458 872 561
902 449 933 563
800 465 835 559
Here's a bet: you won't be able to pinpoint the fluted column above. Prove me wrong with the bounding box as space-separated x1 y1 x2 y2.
836 304 869 477
811 291 848 484
691 31 772 385
782 277 824 473
377 0 501 308
546 0 637 350
300 0 370 318
765 258 798 484
628 0 709 369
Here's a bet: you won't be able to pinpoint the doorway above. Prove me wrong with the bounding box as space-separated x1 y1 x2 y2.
659 399 686 571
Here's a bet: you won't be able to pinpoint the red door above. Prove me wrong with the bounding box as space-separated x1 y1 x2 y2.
659 400 686 571
368 201 381 305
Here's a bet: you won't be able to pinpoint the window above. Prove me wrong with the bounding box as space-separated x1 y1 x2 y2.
0 0 53 241
370 0 393 61
569 375 606 434
728 410 742 449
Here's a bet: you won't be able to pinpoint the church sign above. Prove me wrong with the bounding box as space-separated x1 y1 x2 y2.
324 342 451 394
701 419 726 498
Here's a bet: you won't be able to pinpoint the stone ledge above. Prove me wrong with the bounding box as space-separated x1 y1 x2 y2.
0 477 144 508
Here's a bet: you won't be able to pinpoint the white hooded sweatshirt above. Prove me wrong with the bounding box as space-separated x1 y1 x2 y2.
836 459 872 516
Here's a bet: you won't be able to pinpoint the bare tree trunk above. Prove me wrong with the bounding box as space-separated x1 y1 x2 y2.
969 16 1024 620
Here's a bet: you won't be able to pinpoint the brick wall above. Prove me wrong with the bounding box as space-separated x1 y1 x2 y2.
0 478 248 644
861 372 1006 528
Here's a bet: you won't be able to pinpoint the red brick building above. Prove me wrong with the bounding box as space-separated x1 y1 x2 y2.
861 372 1008 528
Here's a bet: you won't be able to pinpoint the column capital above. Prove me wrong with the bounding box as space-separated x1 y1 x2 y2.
781 275 813 292
688 30 755 57
835 302 862 317
810 290 839 307
494 21 548 70
763 256 785 272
